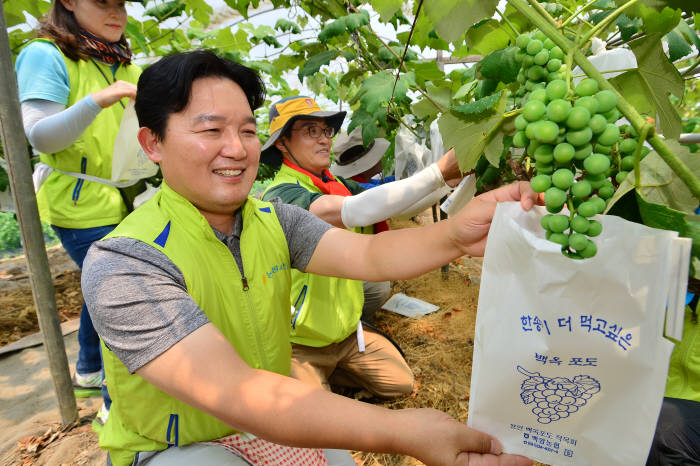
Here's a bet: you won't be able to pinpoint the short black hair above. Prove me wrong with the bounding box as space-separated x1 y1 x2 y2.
135 50 266 140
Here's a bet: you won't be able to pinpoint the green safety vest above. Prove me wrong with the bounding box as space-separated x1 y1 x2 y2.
665 308 700 403
264 163 364 347
30 39 141 229
99 183 292 466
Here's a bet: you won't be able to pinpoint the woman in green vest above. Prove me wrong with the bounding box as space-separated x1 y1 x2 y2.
15 0 142 416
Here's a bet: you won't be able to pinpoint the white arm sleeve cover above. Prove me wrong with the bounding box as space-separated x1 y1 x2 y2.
22 96 102 154
340 162 447 228
392 185 452 220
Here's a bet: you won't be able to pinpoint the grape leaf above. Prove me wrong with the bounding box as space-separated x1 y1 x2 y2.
274 19 301 34
125 20 148 54
318 19 346 42
298 50 339 80
676 18 700 49
400 15 450 51
339 69 366 87
5 0 49 26
411 98 440 121
610 34 684 139
210 28 251 54
407 61 445 87
453 81 478 101
610 140 700 216
640 4 682 35
424 0 499 44
272 54 304 74
478 47 520 84
616 14 643 41
466 19 512 56
348 107 387 146
356 71 413 114
594 0 617 8
451 91 503 116
666 29 693 61
589 10 614 25
371 0 403 22
145 0 185 21
246 60 275 75
438 91 508 171
344 10 370 31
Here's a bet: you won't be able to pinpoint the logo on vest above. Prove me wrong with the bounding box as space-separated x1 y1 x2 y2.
262 263 289 284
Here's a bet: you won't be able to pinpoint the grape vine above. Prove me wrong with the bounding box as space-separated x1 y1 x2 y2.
518 366 601 424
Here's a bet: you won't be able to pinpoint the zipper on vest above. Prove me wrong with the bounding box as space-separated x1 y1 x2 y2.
71 157 87 205
291 285 308 329
239 272 269 368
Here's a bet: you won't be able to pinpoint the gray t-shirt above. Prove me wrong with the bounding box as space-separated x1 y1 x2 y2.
82 199 333 374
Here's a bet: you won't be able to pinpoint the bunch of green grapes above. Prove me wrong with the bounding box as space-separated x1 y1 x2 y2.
512 32 648 259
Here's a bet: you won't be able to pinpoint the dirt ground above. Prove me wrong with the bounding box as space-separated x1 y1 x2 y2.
0 215 504 466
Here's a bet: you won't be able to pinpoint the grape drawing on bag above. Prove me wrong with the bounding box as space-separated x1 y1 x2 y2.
517 366 601 424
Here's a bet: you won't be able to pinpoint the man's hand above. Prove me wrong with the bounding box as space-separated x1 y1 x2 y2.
435 148 463 188
448 181 543 257
395 408 533 466
92 80 137 108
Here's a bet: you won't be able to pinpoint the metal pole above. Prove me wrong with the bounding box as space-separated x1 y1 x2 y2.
0 3 77 425
436 51 450 280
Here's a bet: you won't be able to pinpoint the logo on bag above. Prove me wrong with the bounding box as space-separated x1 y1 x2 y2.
517 366 600 424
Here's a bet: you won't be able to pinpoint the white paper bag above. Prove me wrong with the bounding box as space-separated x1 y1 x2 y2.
381 293 439 318
468 202 691 466
111 101 159 184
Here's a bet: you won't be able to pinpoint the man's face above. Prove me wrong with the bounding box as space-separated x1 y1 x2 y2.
141 77 260 220
276 118 333 174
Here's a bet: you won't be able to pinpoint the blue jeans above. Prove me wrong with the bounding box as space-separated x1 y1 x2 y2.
53 224 117 407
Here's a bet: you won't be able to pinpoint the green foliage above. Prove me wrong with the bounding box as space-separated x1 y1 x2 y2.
355 71 414 114
424 0 500 43
478 47 521 83
371 0 403 22
274 19 301 34
298 50 339 80
0 166 8 192
0 212 21 252
451 91 504 116
466 19 513 55
439 91 509 171
612 140 700 214
0 213 59 256
610 34 684 139
318 10 370 42
144 1 186 21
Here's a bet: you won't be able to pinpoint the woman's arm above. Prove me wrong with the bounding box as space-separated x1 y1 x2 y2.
22 97 101 153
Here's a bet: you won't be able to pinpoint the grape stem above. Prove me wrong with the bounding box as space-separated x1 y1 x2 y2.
510 0 700 200
579 0 640 47
570 68 636 78
559 0 598 30
495 8 520 40
503 108 523 118
634 123 653 188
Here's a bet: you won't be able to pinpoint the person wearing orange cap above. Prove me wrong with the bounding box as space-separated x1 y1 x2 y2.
261 96 460 400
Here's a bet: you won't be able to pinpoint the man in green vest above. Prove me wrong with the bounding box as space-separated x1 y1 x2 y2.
83 50 537 466
261 96 461 399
